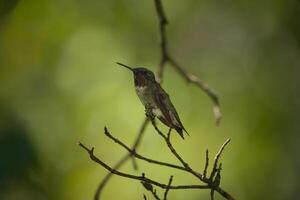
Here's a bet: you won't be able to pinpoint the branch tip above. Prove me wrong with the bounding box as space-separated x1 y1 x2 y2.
104 126 109 133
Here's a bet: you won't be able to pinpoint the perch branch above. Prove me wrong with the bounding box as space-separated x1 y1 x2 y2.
149 120 234 200
103 126 233 199
79 142 209 190
150 120 203 180
81 124 234 199
103 125 232 200
104 127 186 171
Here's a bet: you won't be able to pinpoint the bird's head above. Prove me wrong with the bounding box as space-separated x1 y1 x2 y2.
117 62 156 86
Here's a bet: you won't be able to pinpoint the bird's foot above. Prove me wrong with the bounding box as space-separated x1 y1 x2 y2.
145 108 155 121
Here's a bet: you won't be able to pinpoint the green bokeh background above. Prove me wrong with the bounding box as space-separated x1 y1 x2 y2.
1 0 299 199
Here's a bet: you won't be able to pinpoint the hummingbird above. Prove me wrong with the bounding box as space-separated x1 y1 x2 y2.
117 62 188 139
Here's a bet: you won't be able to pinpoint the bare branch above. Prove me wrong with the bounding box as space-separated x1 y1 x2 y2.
150 120 203 179
203 149 209 178
210 189 215 200
104 127 186 171
151 189 161 200
149 121 234 200
215 187 235 200
168 58 222 125
94 118 149 200
153 0 222 124
142 181 161 200
154 0 168 82
163 176 173 200
103 125 234 200
213 164 222 187
80 124 234 199
210 139 231 181
130 118 150 170
79 142 209 190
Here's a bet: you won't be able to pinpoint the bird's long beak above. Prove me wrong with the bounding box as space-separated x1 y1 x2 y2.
116 62 134 72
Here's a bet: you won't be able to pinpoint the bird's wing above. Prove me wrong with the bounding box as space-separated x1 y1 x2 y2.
153 85 174 127
154 84 182 127
155 84 189 135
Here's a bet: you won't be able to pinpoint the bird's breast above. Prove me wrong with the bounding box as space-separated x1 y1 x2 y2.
135 86 155 107
135 86 147 94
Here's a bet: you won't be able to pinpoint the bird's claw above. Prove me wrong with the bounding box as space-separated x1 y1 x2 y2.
145 108 155 120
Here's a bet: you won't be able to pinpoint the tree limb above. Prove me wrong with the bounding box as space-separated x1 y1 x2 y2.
149 120 234 200
104 126 186 172
80 124 234 200
79 142 209 190
94 118 149 200
153 0 222 125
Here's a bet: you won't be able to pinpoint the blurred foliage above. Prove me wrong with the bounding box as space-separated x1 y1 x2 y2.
0 0 300 199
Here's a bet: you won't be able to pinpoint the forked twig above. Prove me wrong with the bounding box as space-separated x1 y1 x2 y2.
210 139 231 181
79 142 209 190
94 118 149 200
148 121 234 200
104 127 186 171
79 125 234 200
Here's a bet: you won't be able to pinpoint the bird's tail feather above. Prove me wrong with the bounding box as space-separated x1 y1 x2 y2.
174 126 187 139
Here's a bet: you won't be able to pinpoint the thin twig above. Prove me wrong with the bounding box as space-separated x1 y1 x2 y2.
80 125 234 199
104 127 186 171
103 126 234 199
203 149 209 178
94 118 149 200
131 118 150 170
154 0 168 82
213 164 222 187
141 180 161 200
149 120 234 200
163 176 173 200
215 187 235 200
153 0 222 125
210 139 231 181
168 58 222 125
79 142 209 190
152 190 161 200
150 188 161 200
150 120 202 179
210 189 215 200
